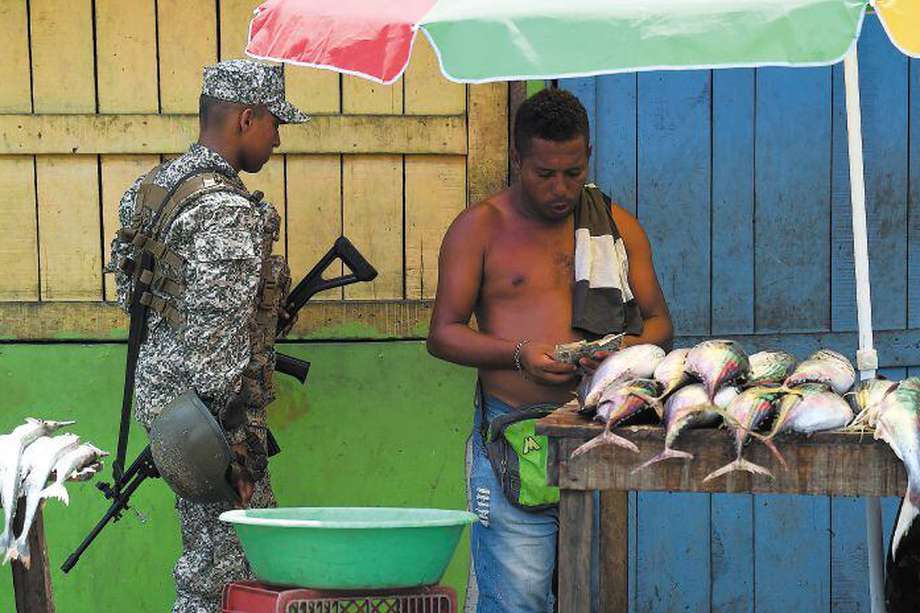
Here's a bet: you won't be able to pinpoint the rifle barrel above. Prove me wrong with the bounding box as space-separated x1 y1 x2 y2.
62 449 157 573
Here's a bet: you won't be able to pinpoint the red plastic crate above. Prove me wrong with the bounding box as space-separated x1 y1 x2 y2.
222 581 457 613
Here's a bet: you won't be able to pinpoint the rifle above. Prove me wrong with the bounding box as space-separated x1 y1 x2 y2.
274 236 379 383
62 237 377 573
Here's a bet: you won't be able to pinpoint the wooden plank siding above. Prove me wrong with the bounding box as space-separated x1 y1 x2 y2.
0 1 505 321
562 13 915 612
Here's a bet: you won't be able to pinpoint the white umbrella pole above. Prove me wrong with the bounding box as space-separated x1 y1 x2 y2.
843 46 884 612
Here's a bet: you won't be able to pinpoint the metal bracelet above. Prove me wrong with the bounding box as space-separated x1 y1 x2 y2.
512 339 531 372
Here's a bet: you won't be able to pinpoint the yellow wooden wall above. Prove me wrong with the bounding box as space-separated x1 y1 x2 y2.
0 0 508 340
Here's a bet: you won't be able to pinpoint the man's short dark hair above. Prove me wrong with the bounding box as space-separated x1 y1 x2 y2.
513 88 590 157
199 95 267 128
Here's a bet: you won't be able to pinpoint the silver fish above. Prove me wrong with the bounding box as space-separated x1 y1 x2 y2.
747 350 797 386
847 378 898 430
685 339 750 400
632 384 738 472
43 443 108 506
703 386 786 482
0 418 74 557
769 384 854 439
872 387 920 561
575 374 594 413
7 433 80 566
784 349 855 395
582 344 665 409
572 378 662 457
653 348 692 399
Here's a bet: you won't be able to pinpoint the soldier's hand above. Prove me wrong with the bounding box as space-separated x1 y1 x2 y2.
230 443 256 508
519 342 577 385
277 307 298 338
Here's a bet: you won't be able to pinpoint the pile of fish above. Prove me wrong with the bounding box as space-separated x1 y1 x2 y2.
571 339 920 592
573 339 866 481
0 418 107 568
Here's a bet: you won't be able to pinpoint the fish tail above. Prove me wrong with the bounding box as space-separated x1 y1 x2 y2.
41 482 69 506
703 457 775 483
571 430 640 458
631 448 694 474
760 437 788 470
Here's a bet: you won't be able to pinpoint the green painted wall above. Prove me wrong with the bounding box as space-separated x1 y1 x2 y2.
0 341 476 611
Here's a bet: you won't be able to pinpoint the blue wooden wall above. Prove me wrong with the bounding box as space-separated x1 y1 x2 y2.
563 16 916 612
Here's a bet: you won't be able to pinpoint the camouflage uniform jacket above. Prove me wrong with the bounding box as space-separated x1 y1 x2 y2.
110 143 284 446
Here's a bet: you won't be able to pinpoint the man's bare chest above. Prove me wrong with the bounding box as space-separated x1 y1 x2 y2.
483 233 575 298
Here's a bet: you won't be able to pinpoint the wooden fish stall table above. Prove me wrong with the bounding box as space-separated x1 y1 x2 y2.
8 502 55 612
536 405 907 613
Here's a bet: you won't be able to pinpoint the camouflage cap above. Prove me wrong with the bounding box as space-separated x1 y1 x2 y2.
202 59 309 124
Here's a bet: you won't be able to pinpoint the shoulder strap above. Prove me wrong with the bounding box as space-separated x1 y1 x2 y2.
113 248 155 486
150 171 250 239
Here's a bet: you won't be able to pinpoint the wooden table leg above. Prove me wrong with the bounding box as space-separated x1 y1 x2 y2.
558 489 594 613
11 501 55 613
598 490 629 612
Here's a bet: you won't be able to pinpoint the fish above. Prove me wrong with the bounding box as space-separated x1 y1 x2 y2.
685 339 750 401
42 443 108 506
652 348 692 399
572 378 662 457
747 350 797 386
784 349 856 395
871 387 920 564
631 384 739 472
846 377 898 430
69 464 104 481
7 433 80 566
0 418 75 558
575 373 594 413
703 386 787 482
581 344 666 410
898 377 920 393
769 384 854 440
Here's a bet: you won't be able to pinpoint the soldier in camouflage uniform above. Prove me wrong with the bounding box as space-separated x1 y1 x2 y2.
108 60 309 613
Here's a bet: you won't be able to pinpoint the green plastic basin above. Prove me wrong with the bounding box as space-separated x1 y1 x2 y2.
219 507 477 589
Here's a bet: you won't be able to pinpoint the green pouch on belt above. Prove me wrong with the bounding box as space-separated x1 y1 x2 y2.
482 405 560 512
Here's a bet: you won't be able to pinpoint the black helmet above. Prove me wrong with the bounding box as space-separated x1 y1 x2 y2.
149 390 239 503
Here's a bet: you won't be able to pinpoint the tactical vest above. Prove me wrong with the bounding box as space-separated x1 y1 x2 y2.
115 164 290 413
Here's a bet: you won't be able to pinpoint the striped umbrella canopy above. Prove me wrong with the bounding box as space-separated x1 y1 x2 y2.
246 0 920 84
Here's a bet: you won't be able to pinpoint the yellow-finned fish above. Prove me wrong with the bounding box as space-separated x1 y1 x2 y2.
632 383 738 473
686 339 750 401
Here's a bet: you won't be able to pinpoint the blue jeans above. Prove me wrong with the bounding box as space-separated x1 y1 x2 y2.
467 390 559 613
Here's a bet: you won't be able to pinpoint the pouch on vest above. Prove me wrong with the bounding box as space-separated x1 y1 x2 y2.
480 389 560 512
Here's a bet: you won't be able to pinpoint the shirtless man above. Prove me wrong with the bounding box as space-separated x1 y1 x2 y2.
427 89 673 612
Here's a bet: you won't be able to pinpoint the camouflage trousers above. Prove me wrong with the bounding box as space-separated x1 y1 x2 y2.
171 471 276 613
